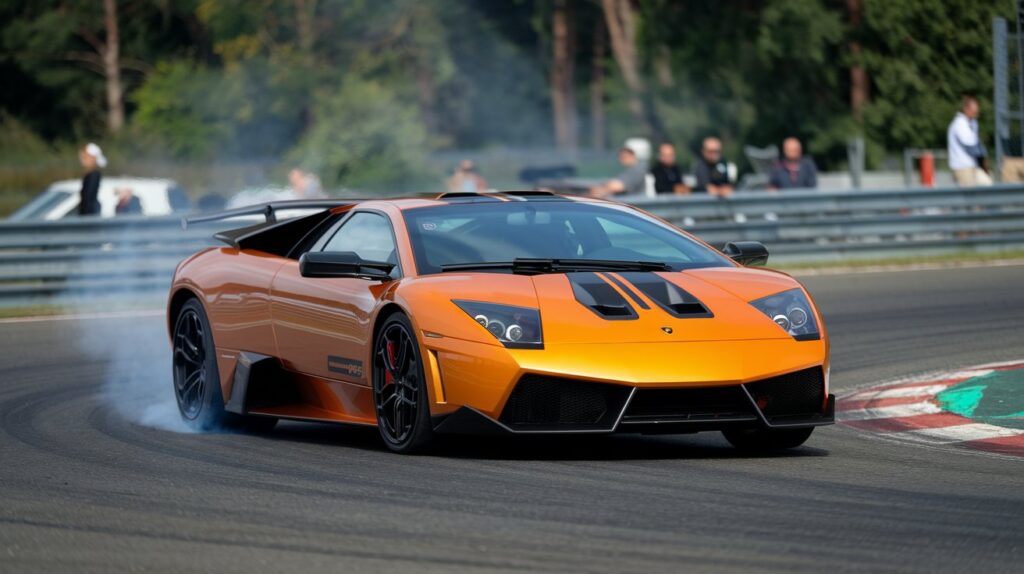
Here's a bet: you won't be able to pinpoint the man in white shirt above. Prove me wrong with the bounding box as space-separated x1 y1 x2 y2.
947 95 992 186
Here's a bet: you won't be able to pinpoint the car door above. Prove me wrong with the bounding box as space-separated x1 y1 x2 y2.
269 210 401 384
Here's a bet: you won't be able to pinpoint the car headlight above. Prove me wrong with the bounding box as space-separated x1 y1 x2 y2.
749 288 820 341
452 300 543 349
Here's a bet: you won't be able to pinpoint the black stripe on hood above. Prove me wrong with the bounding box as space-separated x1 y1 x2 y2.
618 272 714 318
599 272 651 310
566 272 638 320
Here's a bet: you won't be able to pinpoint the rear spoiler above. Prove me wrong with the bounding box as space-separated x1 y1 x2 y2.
181 199 356 229
181 199 358 254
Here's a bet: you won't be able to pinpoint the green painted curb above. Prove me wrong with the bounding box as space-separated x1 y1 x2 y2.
937 368 1024 430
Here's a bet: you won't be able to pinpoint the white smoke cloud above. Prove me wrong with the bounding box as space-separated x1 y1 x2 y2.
77 310 198 434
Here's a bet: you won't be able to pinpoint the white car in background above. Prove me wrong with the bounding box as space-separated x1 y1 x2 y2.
225 187 297 209
8 177 190 221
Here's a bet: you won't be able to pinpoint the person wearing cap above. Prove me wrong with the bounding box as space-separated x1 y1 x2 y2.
78 143 107 216
589 146 646 198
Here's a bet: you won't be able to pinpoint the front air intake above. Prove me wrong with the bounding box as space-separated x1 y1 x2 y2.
621 386 757 425
744 367 826 422
498 375 632 431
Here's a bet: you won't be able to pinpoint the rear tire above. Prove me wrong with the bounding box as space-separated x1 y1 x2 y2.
372 313 434 454
172 299 277 433
722 427 814 451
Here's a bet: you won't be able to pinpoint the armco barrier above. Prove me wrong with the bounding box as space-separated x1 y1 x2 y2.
1 184 1022 307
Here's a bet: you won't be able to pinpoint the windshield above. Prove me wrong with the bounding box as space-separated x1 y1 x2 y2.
8 189 74 221
403 200 732 275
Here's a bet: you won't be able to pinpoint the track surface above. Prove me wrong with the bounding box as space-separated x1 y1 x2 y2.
2 265 1023 573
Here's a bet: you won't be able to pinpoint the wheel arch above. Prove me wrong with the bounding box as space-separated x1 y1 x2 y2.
167 286 201 339
371 302 409 346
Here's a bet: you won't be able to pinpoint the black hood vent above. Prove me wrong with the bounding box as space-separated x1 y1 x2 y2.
618 272 713 318
567 272 637 319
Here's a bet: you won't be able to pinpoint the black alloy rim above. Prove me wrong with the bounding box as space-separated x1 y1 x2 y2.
374 323 420 444
173 309 207 419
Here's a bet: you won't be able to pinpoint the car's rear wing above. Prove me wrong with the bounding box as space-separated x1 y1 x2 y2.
182 199 358 256
181 199 355 229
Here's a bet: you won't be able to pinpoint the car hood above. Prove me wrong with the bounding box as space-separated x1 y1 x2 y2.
398 268 804 345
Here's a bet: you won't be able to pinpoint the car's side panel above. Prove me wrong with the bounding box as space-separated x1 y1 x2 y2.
269 259 385 384
246 371 377 426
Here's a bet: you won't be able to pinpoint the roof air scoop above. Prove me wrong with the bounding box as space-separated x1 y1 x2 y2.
619 272 714 318
567 273 637 320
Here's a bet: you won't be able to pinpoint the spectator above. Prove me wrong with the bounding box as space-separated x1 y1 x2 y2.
947 95 992 186
289 168 324 199
77 142 106 216
650 142 689 194
693 137 734 197
589 146 646 198
114 188 142 215
447 159 488 193
769 137 818 189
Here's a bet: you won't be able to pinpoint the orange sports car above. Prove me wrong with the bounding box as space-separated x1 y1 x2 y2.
168 191 833 453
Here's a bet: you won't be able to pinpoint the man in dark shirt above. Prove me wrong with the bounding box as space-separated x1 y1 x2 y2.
115 188 142 215
650 142 688 194
769 137 818 190
693 137 734 197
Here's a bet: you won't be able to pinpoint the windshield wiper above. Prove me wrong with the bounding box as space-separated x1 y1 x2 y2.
441 258 671 274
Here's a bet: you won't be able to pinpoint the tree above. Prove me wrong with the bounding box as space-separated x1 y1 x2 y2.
590 15 607 150
551 0 578 151
600 0 649 134
289 79 432 190
1 0 194 138
102 0 124 132
859 0 1012 151
847 0 868 123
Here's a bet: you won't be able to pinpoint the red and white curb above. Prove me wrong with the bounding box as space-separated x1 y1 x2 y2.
836 360 1024 457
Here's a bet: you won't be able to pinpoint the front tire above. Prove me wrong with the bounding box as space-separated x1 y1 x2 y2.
722 427 814 451
372 313 434 453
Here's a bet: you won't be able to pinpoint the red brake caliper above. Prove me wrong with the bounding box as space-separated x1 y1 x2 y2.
384 340 396 386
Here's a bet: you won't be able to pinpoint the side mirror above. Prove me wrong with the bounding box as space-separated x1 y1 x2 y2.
299 251 394 280
723 241 769 267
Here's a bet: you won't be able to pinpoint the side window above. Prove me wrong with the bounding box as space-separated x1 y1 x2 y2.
322 212 399 268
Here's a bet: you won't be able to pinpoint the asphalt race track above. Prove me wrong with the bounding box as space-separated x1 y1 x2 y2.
2 265 1023 573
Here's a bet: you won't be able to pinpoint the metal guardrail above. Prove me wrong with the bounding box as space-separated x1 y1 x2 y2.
1 184 1023 307
630 184 1024 258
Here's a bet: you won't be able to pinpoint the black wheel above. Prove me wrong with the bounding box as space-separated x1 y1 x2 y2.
372 313 434 453
172 299 278 433
722 427 814 451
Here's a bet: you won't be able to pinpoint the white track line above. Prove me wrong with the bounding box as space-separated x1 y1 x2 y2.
939 369 994 380
847 384 953 401
0 309 164 324
884 423 1024 445
840 401 942 421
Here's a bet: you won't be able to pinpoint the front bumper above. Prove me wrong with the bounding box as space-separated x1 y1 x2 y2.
424 334 830 429
432 367 835 435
